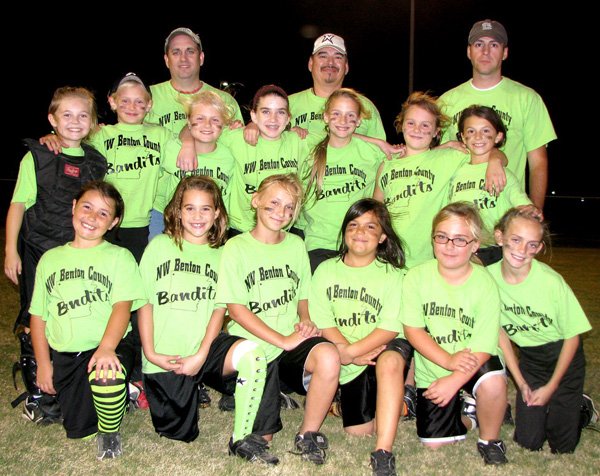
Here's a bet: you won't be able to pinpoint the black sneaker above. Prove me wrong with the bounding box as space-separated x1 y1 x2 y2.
280 391 300 409
477 440 508 465
22 396 62 425
293 431 328 465
403 385 417 421
582 393 600 431
370 449 397 476
228 434 279 465
97 432 122 461
218 394 235 412
461 392 478 430
198 384 211 408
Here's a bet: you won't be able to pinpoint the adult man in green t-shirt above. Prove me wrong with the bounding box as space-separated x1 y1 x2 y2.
440 20 556 210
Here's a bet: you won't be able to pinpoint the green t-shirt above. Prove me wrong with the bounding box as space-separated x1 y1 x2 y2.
160 142 236 213
216 232 311 362
289 88 386 140
310 257 405 384
488 260 591 347
139 234 223 374
448 163 530 245
220 129 314 232
301 137 384 252
29 241 146 353
146 80 243 134
377 148 468 268
87 123 179 227
12 148 86 209
440 77 557 189
401 259 500 388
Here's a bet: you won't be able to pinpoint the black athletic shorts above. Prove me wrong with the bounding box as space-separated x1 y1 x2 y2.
340 337 413 427
416 355 505 443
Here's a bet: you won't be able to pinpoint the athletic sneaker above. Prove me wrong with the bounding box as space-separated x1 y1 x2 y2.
280 391 301 409
97 432 123 461
228 433 279 465
477 440 508 465
293 431 328 465
461 392 478 430
22 396 62 425
403 384 417 421
582 393 599 430
370 449 397 476
130 381 149 410
198 384 211 408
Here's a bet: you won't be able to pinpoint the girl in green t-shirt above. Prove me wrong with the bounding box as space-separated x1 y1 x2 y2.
311 198 410 474
493 208 592 454
160 91 236 228
221 85 313 234
139 176 275 462
30 180 146 461
450 105 540 265
216 174 340 465
403 202 508 465
302 88 385 272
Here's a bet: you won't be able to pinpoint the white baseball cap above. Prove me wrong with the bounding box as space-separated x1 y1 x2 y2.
312 33 346 55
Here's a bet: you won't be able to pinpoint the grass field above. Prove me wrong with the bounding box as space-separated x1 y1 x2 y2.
0 245 598 475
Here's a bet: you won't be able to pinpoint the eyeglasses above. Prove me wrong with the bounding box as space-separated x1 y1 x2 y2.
432 234 475 247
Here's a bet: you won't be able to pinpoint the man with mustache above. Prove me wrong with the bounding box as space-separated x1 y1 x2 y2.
289 33 386 140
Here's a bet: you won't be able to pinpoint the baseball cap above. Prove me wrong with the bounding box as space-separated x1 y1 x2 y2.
164 27 202 53
312 33 347 55
109 72 151 97
468 19 508 45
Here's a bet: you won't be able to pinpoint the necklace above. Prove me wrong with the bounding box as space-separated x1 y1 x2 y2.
172 81 203 95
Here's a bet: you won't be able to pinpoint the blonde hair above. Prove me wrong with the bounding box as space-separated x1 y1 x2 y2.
164 176 228 249
182 90 234 126
305 88 370 199
254 173 304 222
432 201 484 243
394 91 448 148
48 86 98 134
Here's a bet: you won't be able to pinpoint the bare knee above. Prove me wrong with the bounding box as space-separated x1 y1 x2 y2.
475 375 507 401
306 342 340 378
344 421 374 436
376 351 405 378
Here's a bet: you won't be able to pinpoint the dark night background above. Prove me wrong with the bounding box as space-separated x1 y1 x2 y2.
5 1 596 245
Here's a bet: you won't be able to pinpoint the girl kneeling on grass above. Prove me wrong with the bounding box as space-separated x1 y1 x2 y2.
216 173 340 466
402 202 508 465
30 181 146 461
310 198 411 476
491 208 592 453
139 176 272 463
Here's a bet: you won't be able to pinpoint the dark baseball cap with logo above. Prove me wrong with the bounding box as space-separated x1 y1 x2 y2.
468 19 508 45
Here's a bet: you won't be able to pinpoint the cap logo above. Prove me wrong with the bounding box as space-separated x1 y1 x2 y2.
482 21 493 31
321 34 335 45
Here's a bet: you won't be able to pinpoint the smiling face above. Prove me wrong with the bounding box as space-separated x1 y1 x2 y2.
188 102 225 145
252 183 296 234
180 189 218 245
108 83 152 125
461 115 503 161
309 46 348 90
164 33 204 83
344 210 386 262
433 216 479 273
495 216 544 272
250 94 290 140
324 95 361 144
47 97 93 148
71 190 119 248
402 105 439 154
